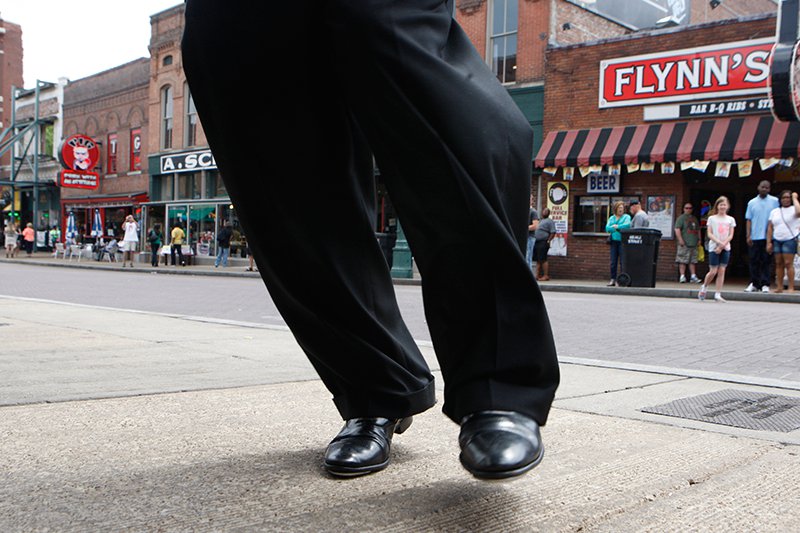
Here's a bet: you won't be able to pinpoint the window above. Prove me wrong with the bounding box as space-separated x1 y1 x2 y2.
177 172 201 200
130 128 142 171
163 55 173 67
185 86 198 147
42 123 54 157
161 86 174 150
489 0 518 84
574 195 640 234
205 171 227 199
107 133 118 174
151 175 174 202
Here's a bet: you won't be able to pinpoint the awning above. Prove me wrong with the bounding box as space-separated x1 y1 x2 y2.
61 192 148 209
534 115 800 168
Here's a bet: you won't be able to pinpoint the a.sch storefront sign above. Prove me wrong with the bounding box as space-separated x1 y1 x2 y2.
599 38 773 108
58 134 100 189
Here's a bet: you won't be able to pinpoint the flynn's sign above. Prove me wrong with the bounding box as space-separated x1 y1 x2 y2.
599 38 773 109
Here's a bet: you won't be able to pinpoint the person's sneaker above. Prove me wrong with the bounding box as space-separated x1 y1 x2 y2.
679 275 687 283
607 279 616 286
744 283 756 292
690 275 702 283
714 293 727 303
698 285 707 301
761 286 770 293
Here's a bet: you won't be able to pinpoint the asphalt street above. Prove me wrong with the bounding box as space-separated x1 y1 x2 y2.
2 261 799 387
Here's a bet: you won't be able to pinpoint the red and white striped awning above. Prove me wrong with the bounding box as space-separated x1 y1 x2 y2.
534 115 800 168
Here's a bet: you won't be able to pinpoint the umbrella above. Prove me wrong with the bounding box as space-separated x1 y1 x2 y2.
66 212 77 241
91 208 102 237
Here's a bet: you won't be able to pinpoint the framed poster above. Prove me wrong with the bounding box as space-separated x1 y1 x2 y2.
646 195 675 239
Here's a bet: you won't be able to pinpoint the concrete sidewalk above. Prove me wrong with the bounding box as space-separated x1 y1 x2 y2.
1 296 798 532
5 254 800 303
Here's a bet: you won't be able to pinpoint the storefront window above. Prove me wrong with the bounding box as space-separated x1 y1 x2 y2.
217 204 247 258
146 205 166 242
152 175 174 202
105 208 128 239
574 195 640 234
167 205 188 245
189 204 216 256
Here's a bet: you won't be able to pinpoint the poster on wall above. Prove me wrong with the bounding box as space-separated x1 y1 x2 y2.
646 195 675 239
547 182 570 257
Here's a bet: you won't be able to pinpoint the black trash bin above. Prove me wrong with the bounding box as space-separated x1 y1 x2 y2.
618 228 662 287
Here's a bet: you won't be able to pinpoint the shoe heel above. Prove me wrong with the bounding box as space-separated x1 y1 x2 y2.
395 417 413 435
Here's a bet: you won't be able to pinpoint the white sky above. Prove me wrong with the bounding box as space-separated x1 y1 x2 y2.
1 0 181 87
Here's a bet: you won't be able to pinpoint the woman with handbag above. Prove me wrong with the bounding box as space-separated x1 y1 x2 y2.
766 190 800 292
699 196 736 302
605 201 631 286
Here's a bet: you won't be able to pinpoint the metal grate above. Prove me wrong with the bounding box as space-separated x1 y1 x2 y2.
641 389 800 432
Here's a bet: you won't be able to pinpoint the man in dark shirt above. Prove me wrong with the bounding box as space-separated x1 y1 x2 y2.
533 208 556 281
214 221 233 268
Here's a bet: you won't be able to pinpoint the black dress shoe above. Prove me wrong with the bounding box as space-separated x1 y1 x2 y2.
458 410 543 480
324 417 412 477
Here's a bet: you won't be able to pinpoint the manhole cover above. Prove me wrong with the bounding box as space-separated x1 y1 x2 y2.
641 389 800 432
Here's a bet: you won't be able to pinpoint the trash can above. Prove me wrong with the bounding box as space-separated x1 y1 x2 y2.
618 228 662 288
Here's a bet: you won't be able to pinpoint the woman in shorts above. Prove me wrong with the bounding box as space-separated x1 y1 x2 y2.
699 196 736 302
766 190 800 292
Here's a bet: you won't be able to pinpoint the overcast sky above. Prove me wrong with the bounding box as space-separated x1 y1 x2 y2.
1 0 181 86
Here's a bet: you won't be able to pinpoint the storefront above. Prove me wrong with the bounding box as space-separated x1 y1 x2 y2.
61 192 149 243
145 148 246 263
534 14 799 281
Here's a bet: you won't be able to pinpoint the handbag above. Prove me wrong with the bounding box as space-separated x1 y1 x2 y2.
696 243 705 263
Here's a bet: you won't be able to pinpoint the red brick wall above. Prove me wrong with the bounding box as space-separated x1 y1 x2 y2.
541 15 779 281
543 15 777 132
62 59 150 199
0 20 24 169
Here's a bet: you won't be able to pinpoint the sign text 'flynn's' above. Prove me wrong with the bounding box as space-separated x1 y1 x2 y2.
599 38 773 108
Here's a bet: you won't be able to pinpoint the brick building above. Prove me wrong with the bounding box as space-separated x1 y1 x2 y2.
0 15 23 214
142 4 246 265
61 58 150 241
534 13 800 283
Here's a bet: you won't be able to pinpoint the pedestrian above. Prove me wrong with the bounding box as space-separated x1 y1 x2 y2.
121 215 139 267
148 224 163 267
744 180 779 292
699 196 736 302
170 222 185 266
22 222 35 256
674 202 702 283
183 1 559 480
4 222 18 258
48 225 61 250
526 199 539 272
766 190 800 292
214 221 233 268
605 201 631 286
245 244 256 272
533 208 556 281
629 199 649 229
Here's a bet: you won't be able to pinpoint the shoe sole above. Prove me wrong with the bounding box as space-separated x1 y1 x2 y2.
323 417 412 478
460 445 545 481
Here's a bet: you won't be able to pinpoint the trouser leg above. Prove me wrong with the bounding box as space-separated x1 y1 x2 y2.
322 0 559 425
183 1 436 420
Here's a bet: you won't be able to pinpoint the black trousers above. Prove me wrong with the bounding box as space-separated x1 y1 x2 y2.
182 0 559 425
748 240 771 287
